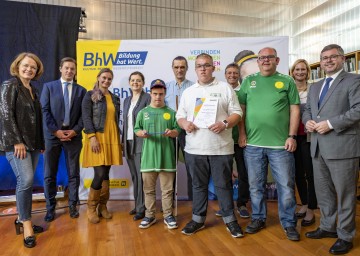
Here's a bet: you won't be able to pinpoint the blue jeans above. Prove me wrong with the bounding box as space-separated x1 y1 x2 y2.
6 150 41 221
185 153 237 224
244 146 297 228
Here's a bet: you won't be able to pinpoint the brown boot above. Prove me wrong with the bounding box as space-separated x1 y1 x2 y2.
87 188 101 224
97 180 112 219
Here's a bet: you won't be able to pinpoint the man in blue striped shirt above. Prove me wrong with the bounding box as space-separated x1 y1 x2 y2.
165 56 194 200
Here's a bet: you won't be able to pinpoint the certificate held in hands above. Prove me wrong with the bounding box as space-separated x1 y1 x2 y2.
192 98 218 128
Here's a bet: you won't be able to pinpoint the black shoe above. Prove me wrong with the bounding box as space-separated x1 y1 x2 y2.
24 235 36 248
245 219 266 234
226 221 244 238
181 220 205 235
69 205 79 218
295 211 306 218
237 206 250 218
14 219 44 235
305 227 338 239
44 210 55 222
284 226 300 241
301 216 315 227
129 209 136 215
329 239 353 255
133 212 145 221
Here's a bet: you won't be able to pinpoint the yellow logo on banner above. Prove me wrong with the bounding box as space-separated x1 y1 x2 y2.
110 179 129 188
275 81 284 89
163 113 171 120
76 40 121 91
83 179 129 189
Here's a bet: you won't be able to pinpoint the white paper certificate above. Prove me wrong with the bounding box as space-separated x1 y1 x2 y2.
192 98 218 128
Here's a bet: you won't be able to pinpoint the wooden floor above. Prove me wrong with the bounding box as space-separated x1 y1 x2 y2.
0 199 360 256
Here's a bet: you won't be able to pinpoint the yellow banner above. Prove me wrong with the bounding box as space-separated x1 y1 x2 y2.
76 40 121 90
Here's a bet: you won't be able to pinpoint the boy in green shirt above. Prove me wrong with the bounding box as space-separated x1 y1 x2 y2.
134 79 180 229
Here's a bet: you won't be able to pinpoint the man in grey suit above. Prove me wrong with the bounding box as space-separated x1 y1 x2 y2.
41 57 86 222
303 44 360 255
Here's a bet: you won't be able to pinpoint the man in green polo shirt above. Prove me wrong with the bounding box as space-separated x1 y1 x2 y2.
238 47 300 241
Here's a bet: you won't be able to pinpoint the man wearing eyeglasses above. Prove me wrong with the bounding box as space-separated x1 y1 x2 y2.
238 47 301 241
303 44 360 255
177 53 244 238
165 56 194 200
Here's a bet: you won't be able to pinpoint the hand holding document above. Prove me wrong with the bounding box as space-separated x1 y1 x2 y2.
192 98 218 128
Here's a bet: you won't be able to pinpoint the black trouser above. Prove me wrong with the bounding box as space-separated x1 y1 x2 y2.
173 129 193 200
44 138 82 210
294 135 317 209
234 144 249 207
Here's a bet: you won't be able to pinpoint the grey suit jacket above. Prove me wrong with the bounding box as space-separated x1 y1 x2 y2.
302 70 360 159
122 90 151 158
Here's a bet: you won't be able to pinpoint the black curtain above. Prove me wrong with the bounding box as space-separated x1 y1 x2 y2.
0 0 81 90
0 1 80 190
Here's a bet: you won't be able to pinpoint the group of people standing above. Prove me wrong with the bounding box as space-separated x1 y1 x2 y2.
0 43 359 255
0 53 183 248
235 44 359 255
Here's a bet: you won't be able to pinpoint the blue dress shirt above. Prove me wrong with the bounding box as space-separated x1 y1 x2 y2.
165 79 194 111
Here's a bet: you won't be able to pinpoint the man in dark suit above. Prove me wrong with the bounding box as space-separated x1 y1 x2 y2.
303 44 360 255
41 57 86 222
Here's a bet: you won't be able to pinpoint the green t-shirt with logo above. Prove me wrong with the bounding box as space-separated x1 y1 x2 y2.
238 72 300 148
134 106 180 172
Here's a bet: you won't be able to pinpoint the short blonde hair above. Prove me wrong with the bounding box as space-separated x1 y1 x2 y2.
290 59 311 81
10 52 44 80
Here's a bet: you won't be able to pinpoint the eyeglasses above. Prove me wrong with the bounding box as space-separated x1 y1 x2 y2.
195 64 213 69
320 55 343 62
20 63 38 71
257 55 276 62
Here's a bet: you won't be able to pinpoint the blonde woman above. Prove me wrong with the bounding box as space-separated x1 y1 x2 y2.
290 59 317 227
82 68 122 224
0 52 45 248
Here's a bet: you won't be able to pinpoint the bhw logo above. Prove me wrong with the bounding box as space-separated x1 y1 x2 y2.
83 51 148 66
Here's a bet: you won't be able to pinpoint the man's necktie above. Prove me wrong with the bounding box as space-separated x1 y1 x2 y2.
64 82 70 126
318 77 333 107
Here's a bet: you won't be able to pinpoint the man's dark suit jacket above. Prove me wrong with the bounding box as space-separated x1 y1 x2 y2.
41 80 86 140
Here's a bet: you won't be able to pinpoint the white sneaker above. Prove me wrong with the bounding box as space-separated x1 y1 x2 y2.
139 217 156 229
164 215 178 229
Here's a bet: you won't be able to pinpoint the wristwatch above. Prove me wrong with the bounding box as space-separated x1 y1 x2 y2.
222 120 229 129
288 135 297 139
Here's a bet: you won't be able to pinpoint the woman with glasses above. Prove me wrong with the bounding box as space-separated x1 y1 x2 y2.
290 59 317 227
0 52 45 248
